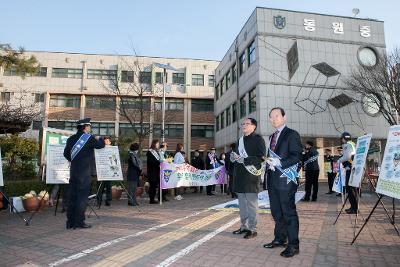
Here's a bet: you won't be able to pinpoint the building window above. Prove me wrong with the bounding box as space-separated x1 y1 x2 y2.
120 97 150 110
52 68 83 79
239 52 246 76
216 115 220 131
32 121 42 130
0 92 11 102
240 95 246 118
34 93 44 103
49 95 80 108
248 40 256 66
215 84 220 100
191 125 214 138
153 124 184 138
119 123 150 137
225 71 231 90
48 121 75 131
226 107 231 126
3 67 17 76
232 102 237 122
220 112 225 129
139 71 152 84
208 75 215 87
232 64 237 83
155 72 167 84
220 77 225 95
192 74 204 86
87 69 117 80
172 73 185 84
121 71 134 83
154 98 184 111
191 99 213 112
3 66 47 77
86 96 116 110
91 122 115 136
249 88 256 113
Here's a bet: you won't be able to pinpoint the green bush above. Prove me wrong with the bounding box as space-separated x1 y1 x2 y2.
3 180 46 197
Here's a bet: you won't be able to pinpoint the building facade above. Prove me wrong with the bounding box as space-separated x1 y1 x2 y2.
0 51 218 155
214 7 387 162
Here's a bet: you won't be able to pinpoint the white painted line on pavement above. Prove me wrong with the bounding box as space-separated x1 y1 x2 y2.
155 217 240 267
48 210 208 267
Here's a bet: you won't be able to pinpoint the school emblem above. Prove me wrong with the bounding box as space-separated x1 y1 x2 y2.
163 169 172 183
274 15 286 29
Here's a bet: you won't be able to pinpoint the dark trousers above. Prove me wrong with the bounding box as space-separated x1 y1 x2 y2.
206 185 213 195
327 172 336 192
268 183 299 248
67 177 91 227
345 169 358 210
96 181 111 204
148 180 158 202
304 170 320 200
127 179 138 205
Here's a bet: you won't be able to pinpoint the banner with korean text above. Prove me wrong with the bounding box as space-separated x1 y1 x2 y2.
160 162 225 189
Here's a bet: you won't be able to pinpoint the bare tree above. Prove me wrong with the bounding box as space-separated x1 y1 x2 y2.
344 48 400 126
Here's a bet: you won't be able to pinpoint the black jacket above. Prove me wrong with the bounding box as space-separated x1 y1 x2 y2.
232 132 266 193
224 150 235 176
127 151 142 181
63 130 105 181
302 147 319 171
266 126 302 191
191 156 204 170
146 150 160 182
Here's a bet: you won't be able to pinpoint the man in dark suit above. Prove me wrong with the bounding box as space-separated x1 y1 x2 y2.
263 107 302 258
225 143 237 198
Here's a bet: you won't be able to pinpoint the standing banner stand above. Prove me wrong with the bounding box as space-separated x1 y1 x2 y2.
352 126 400 244
94 146 137 213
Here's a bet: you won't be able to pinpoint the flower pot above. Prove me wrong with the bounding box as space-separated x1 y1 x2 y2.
38 198 47 211
112 188 123 200
22 197 40 212
136 187 144 197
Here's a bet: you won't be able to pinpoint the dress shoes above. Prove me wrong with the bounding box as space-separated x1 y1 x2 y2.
263 240 287 249
345 208 357 214
149 200 159 204
66 221 73 229
232 228 247 234
105 201 111 206
243 231 257 239
77 223 92 229
280 246 299 257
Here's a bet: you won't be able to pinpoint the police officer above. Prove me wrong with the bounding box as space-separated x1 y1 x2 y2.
63 118 110 229
302 141 320 201
337 132 357 214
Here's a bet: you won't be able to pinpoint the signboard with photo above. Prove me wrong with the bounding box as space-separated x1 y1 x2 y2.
376 125 400 199
95 146 123 181
46 144 70 184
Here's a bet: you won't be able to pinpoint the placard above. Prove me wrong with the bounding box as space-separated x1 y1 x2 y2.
349 133 372 187
376 125 400 199
95 146 123 181
46 144 70 184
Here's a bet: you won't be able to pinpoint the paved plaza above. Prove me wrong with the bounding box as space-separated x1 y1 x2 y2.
0 183 399 267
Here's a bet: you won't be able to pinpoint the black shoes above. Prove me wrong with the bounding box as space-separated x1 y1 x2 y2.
207 193 215 196
345 208 357 214
66 221 73 229
326 191 334 194
105 201 110 206
66 222 92 229
311 199 317 202
78 223 92 229
263 240 287 249
243 231 257 239
149 200 159 204
301 198 310 202
280 246 299 257
232 228 246 234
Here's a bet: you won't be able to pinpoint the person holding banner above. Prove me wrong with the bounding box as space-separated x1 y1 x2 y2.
230 118 266 239
337 132 357 214
206 147 221 196
63 118 109 229
263 107 302 258
302 141 320 202
147 139 168 203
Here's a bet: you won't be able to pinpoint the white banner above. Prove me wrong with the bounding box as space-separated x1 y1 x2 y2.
0 148 3 187
46 144 70 184
376 125 400 199
95 146 123 181
349 133 372 187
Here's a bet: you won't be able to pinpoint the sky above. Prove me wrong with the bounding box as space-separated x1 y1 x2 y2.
1 0 399 61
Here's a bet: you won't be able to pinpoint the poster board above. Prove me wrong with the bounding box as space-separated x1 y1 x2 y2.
39 127 74 166
95 146 123 181
376 125 400 199
349 133 372 187
0 148 3 187
46 144 70 184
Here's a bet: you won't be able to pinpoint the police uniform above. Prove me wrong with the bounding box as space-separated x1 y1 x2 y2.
63 118 105 229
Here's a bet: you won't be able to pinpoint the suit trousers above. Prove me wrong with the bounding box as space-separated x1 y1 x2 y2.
327 172 336 192
237 193 258 232
345 169 358 210
304 170 320 200
268 182 299 248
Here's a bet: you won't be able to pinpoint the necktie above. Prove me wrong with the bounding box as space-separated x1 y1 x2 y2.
270 130 279 151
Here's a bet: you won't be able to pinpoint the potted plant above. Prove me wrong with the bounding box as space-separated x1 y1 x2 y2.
111 185 123 200
22 190 49 212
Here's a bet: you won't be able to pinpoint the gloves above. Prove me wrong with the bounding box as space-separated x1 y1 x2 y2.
269 157 281 167
236 156 244 164
230 152 237 162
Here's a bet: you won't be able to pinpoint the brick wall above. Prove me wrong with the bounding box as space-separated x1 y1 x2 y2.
48 107 80 120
